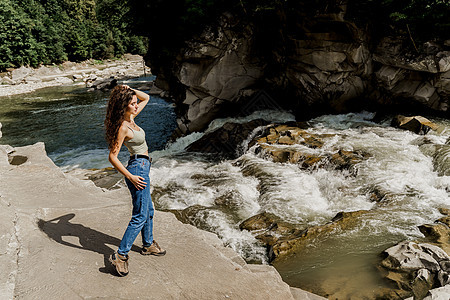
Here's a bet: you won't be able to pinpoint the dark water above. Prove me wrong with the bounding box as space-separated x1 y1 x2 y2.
0 77 177 169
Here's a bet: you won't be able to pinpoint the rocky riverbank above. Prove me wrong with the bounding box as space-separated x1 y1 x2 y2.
0 54 158 97
0 125 325 299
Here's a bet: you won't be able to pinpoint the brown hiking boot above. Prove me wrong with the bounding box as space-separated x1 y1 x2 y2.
109 252 129 276
141 240 166 256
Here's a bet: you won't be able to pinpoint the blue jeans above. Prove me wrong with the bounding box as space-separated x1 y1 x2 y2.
118 157 154 256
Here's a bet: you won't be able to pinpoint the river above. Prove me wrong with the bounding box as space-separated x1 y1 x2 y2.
1 82 449 298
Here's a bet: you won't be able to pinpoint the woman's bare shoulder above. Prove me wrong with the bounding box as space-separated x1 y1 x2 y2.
117 123 129 136
119 122 133 140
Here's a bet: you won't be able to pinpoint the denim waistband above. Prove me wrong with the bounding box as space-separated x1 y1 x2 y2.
129 154 151 162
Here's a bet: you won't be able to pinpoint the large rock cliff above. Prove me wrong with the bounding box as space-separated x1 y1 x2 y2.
146 2 450 136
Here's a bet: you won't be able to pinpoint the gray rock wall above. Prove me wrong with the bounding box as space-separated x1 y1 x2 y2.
151 7 450 135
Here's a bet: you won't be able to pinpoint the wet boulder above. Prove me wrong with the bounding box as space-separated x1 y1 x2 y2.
88 77 118 90
438 208 450 226
409 285 450 300
380 241 450 299
329 149 370 171
418 208 450 255
269 210 369 262
240 210 369 262
186 119 269 159
239 212 302 246
391 115 441 135
255 124 325 149
419 224 450 254
253 124 370 172
254 125 328 165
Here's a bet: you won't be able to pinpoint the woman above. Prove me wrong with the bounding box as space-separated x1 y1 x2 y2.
104 84 166 277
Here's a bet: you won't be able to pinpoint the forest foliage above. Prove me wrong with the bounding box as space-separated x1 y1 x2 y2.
0 0 147 71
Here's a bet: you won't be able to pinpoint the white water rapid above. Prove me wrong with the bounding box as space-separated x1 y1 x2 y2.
149 110 450 297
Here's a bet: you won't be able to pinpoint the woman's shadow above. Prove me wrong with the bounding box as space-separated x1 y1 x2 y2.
38 213 141 276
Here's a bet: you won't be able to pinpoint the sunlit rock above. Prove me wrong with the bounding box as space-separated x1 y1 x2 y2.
419 223 450 255
380 240 450 298
391 115 441 135
253 124 369 172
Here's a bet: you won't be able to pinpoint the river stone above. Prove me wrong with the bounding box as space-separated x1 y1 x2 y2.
11 66 32 82
86 167 123 190
424 285 450 300
439 208 450 216
0 76 14 85
411 269 434 300
255 124 327 150
419 223 450 254
265 210 369 262
382 242 448 271
24 76 41 83
169 204 211 227
255 127 368 172
239 212 278 232
89 78 117 90
437 216 450 227
329 149 370 171
404 285 450 300
72 74 83 80
214 190 243 209
239 212 299 241
186 119 269 159
391 115 440 135
380 241 450 298
429 145 450 176
55 76 73 84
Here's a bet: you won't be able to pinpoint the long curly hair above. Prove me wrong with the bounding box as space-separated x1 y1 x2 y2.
104 85 136 150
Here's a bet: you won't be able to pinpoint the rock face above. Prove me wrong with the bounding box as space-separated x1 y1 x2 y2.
374 38 450 112
146 4 450 135
173 16 265 134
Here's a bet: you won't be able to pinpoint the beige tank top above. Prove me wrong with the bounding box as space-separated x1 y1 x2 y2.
123 125 148 155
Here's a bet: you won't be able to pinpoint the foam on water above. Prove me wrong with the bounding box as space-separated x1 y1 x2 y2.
150 110 450 269
151 158 261 218
205 109 295 133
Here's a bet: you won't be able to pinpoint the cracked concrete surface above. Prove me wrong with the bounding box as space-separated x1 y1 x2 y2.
0 142 325 300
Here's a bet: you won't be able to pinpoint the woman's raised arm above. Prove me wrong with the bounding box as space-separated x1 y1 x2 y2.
131 87 149 117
